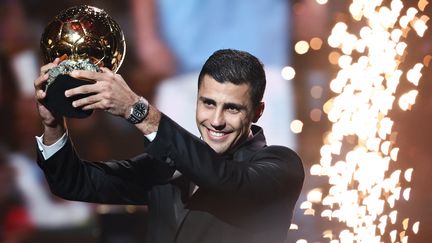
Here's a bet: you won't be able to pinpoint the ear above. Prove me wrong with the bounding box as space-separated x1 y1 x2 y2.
252 102 265 123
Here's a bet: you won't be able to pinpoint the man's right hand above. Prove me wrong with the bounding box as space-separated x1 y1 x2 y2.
34 58 66 145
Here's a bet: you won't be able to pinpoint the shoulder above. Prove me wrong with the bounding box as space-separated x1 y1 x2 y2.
247 145 305 196
253 145 304 180
263 145 300 157
257 145 302 166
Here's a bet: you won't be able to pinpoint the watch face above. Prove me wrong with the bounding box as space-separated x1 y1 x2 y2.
135 103 146 117
128 98 148 124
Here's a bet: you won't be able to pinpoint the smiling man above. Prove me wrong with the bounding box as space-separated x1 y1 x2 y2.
34 49 304 243
196 76 261 154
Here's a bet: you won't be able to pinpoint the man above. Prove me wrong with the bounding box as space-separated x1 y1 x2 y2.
34 49 304 243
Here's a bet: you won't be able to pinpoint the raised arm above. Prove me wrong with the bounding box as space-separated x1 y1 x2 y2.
34 61 172 205
34 58 67 145
36 137 174 204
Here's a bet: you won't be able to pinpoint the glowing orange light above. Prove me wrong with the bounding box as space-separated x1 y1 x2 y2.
310 37 324 50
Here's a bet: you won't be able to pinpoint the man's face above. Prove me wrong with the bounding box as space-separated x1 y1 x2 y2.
196 75 260 154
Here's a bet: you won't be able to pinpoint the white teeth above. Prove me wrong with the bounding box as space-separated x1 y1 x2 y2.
210 130 225 137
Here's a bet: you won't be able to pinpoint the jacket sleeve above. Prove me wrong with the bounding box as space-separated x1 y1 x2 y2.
36 138 175 205
145 114 304 202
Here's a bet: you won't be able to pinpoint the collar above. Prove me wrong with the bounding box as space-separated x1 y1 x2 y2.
222 125 267 160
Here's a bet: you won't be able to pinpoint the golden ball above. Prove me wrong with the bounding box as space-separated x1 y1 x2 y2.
40 5 126 73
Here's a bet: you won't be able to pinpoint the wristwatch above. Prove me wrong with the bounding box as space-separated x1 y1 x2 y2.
126 96 149 124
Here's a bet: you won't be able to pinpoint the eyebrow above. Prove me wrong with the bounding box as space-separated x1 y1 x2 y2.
199 96 247 111
199 96 216 105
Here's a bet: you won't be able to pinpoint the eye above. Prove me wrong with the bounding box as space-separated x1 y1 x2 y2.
226 105 240 114
202 99 215 108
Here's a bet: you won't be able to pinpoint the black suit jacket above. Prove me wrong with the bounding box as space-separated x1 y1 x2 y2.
37 114 304 243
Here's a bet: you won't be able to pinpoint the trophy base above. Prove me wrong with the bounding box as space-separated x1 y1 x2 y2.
44 74 94 118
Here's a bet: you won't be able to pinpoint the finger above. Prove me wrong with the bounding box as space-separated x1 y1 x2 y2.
65 83 99 98
40 58 60 75
71 93 101 108
40 63 55 76
34 73 49 90
81 98 114 111
101 67 125 84
100 67 113 74
35 89 46 100
69 69 103 82
72 94 114 111
101 67 118 79
81 101 104 111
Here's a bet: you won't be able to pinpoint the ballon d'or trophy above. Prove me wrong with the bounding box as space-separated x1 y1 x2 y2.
40 5 126 118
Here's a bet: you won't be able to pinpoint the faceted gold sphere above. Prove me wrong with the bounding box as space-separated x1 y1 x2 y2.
40 5 126 73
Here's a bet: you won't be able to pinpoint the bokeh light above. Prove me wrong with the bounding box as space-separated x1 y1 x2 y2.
310 37 324 50
291 120 304 134
295 40 310 55
282 66 296 80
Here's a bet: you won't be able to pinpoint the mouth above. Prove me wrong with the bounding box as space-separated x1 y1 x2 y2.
206 127 229 141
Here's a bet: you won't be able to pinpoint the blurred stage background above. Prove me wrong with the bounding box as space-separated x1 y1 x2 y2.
0 0 431 242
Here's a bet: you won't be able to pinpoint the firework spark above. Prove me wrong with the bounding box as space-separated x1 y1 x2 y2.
299 0 429 242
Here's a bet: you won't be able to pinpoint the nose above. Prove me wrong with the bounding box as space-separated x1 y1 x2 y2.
210 108 225 130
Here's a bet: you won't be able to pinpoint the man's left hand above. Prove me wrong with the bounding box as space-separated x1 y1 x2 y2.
65 67 140 118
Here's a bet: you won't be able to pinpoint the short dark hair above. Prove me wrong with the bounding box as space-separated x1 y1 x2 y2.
198 49 266 109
